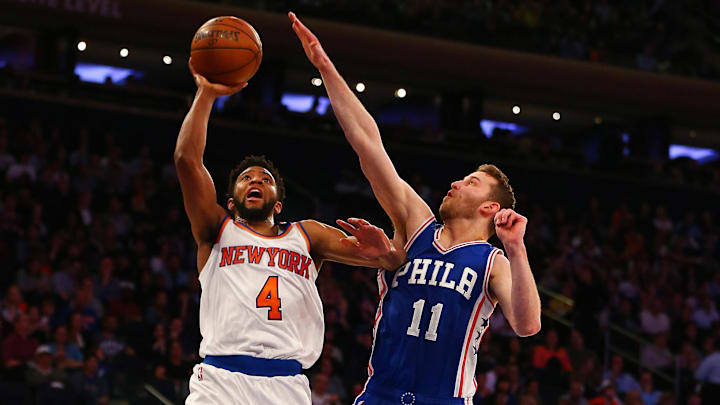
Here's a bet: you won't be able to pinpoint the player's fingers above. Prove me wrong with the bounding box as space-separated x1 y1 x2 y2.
347 218 370 227
188 58 196 74
336 219 357 235
503 210 511 223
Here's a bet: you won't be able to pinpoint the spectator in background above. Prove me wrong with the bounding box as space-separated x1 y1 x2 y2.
567 329 596 374
164 339 191 381
602 354 640 395
67 312 89 350
150 322 168 363
94 256 121 303
640 333 674 372
638 371 661 405
318 357 346 403
559 379 589 405
588 380 620 405
148 364 175 404
25 344 70 389
2 312 38 367
693 296 719 330
623 390 643 405
533 329 572 371
640 298 670 335
311 373 341 405
6 152 36 183
696 338 720 404
96 315 125 360
48 325 83 370
70 354 110 405
2 284 25 324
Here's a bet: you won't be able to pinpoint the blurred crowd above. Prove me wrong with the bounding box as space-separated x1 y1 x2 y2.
229 0 720 80
0 91 718 405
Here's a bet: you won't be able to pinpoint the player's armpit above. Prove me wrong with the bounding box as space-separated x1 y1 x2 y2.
300 219 405 269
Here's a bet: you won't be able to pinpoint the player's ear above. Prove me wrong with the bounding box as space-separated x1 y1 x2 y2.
478 201 500 217
273 201 283 215
227 197 235 212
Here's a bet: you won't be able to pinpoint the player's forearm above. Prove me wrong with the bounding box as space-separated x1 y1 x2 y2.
174 89 215 163
505 242 541 336
377 243 407 270
318 63 382 152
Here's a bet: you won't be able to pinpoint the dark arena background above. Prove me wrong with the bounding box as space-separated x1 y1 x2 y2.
1 0 720 404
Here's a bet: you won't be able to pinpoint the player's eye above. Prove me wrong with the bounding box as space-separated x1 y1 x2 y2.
241 175 250 180
263 178 270 183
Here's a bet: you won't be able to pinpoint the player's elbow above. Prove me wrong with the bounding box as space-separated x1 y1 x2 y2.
514 319 541 337
173 150 197 167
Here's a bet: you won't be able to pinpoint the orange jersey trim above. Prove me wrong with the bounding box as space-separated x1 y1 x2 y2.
233 221 294 239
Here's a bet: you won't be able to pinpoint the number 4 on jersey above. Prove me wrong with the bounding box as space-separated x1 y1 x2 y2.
256 276 282 320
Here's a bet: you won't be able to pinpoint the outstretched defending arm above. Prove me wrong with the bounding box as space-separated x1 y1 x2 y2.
301 218 406 270
289 12 432 246
175 59 246 270
488 209 541 337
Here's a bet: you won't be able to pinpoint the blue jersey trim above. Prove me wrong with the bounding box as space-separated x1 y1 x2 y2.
296 221 312 251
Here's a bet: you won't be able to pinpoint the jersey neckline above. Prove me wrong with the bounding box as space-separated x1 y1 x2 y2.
233 221 294 238
432 225 490 254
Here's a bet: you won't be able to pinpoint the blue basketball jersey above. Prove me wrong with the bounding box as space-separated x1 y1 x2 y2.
356 217 502 405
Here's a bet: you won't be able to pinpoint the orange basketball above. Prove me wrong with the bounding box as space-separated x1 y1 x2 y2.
190 16 263 85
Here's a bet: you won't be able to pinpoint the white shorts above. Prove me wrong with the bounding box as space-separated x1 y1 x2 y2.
186 363 311 405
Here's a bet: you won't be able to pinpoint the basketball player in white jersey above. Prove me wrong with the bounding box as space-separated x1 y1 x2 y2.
176 60 405 404
290 13 542 404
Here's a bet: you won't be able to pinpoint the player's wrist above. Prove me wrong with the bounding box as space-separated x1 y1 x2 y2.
503 240 526 255
195 87 219 102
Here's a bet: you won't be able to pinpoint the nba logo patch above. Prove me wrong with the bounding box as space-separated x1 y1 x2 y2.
198 366 203 381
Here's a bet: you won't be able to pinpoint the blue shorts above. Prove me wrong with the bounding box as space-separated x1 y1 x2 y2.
354 385 472 405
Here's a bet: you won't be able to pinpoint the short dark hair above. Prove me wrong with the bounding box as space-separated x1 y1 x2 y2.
227 155 286 202
477 164 515 210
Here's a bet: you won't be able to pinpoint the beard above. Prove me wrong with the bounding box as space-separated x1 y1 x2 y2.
235 198 277 222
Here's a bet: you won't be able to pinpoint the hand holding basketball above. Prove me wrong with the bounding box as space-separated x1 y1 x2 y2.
189 58 247 98
494 209 527 247
289 12 332 72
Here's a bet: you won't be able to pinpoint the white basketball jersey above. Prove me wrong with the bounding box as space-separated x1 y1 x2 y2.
198 217 323 369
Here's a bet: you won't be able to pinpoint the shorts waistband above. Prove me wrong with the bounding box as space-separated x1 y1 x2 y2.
202 355 302 377
365 384 469 405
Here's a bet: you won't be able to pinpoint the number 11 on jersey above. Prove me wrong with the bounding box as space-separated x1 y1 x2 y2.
256 276 282 320
406 299 443 341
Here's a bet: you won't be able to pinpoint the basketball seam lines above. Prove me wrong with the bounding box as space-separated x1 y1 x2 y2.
196 22 262 51
196 53 258 76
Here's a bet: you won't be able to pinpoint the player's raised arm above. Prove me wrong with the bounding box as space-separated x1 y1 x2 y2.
289 12 432 245
488 209 541 337
174 59 247 250
300 218 406 270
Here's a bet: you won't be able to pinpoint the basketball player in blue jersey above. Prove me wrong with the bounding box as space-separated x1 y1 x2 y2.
176 60 406 404
290 12 542 405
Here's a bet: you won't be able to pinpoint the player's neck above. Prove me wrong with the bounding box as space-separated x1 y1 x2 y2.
441 217 491 245
236 216 278 235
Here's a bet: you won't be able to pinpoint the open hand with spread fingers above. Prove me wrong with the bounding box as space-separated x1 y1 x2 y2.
494 209 528 247
288 12 332 72
336 217 393 260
